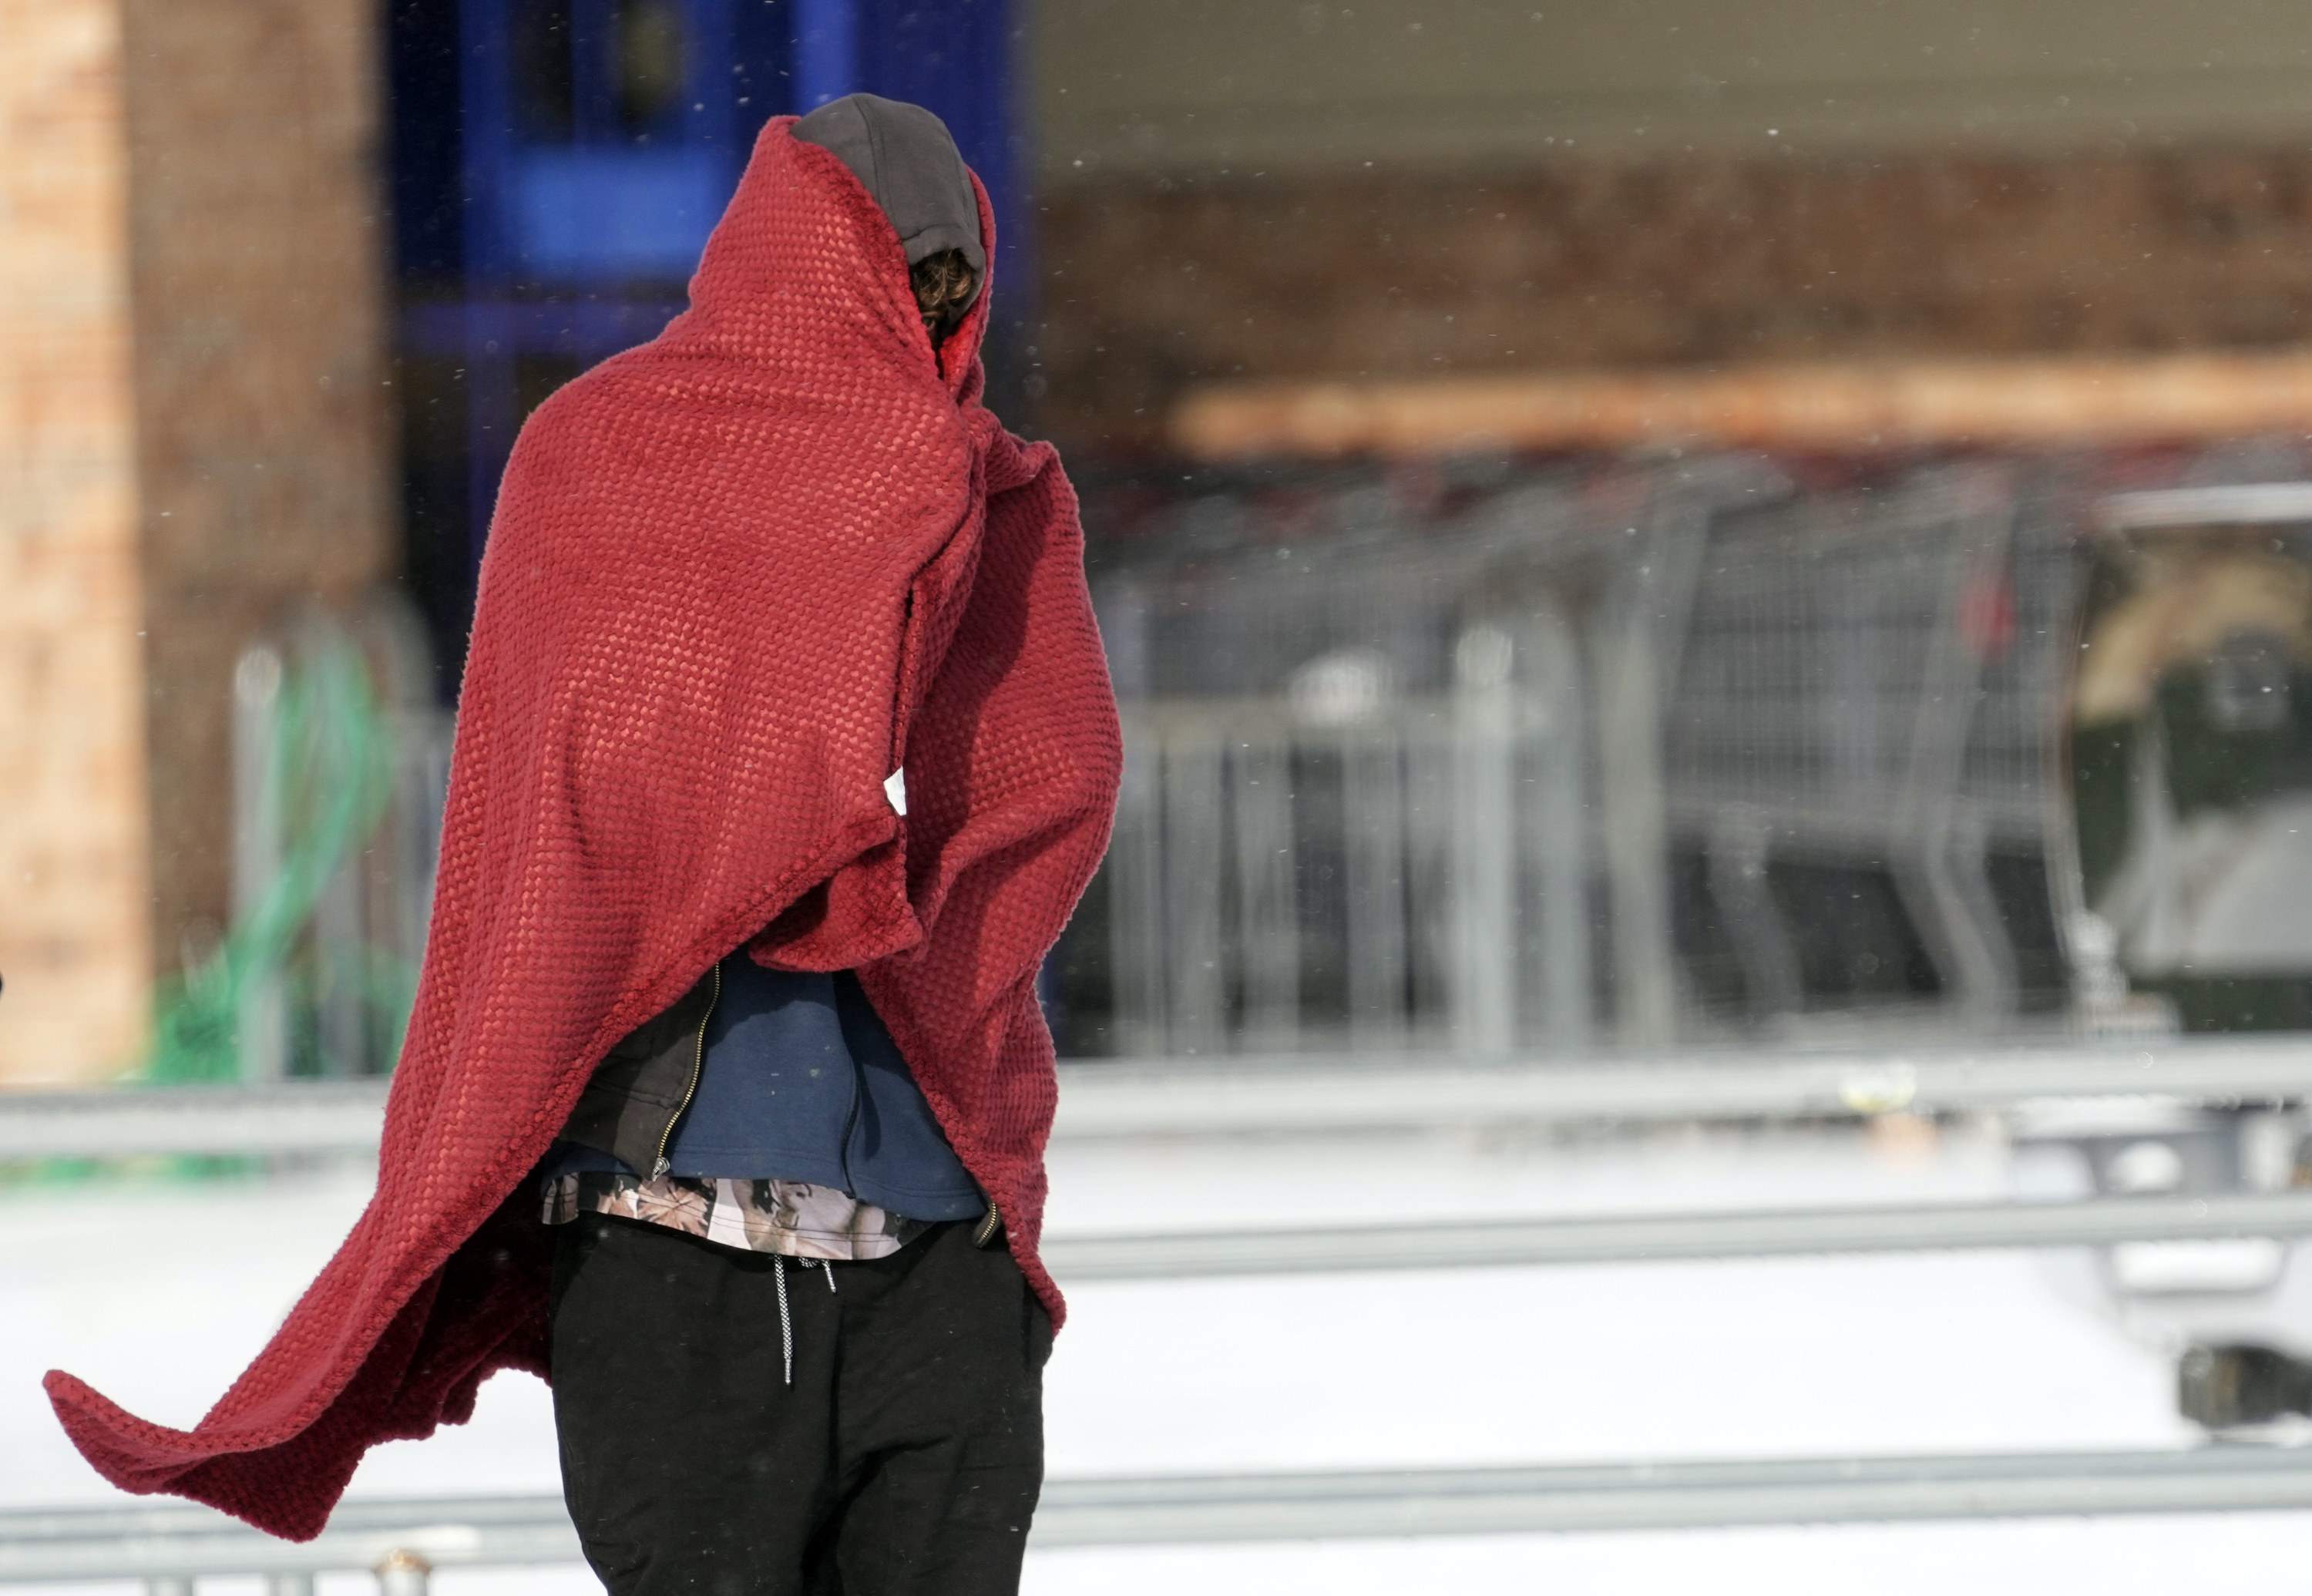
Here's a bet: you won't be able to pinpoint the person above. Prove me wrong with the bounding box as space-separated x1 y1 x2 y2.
48 93 1123 1596
539 95 1078 1596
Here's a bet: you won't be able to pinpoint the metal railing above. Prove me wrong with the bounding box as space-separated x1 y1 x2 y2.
0 1494 576 1592
12 1046 2312 1581
1048 1035 2312 1137
11 1070 2312 1276
8 1035 2309 1159
0 1079 392 1161
1042 1188 2312 1279
12 1446 2312 1593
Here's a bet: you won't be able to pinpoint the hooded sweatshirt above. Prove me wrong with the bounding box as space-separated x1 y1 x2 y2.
793 93 986 292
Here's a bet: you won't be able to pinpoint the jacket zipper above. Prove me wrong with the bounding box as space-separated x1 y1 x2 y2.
836 1030 864 1197
650 961 722 1180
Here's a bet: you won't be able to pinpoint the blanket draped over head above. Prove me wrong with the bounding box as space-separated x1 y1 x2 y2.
45 116 1122 1541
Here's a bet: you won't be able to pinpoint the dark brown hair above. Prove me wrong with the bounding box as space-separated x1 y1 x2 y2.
909 248 978 344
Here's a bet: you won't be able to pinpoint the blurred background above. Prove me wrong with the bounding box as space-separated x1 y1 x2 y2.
18 2 2312 1591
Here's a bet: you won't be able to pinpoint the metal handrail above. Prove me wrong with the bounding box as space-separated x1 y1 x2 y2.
1051 1036 2312 1137
13 1051 2312 1585
1033 1447 2312 1542
5 1036 2310 1159
0 1080 391 1160
11 1446 2312 1591
1046 1189 2312 1279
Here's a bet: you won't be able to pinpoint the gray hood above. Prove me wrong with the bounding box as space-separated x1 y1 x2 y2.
793 93 985 307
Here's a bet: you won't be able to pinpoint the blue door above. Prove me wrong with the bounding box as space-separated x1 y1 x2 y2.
388 0 1026 671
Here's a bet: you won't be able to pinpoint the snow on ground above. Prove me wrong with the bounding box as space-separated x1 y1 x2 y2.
5 1120 2307 1594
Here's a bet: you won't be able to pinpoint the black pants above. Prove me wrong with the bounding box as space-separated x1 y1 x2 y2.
549 1213 1050 1596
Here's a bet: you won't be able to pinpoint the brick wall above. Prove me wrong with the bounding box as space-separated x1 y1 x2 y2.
1036 150 2312 454
0 0 152 1084
0 0 391 1084
119 0 394 992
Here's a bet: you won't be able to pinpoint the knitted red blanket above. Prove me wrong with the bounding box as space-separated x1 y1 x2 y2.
45 118 1121 1540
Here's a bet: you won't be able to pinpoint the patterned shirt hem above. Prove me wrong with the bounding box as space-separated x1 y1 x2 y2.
542 1171 930 1261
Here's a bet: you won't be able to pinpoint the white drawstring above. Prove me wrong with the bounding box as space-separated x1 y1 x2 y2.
774 1257 839 1387
775 1256 794 1385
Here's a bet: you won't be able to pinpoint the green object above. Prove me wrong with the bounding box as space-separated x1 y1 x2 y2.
0 624 425 1186
146 630 404 1090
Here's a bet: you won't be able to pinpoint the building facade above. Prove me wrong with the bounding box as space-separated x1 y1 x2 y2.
0 0 393 1084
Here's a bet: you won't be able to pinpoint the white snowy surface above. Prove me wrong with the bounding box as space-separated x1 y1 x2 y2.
6 1120 2308 1594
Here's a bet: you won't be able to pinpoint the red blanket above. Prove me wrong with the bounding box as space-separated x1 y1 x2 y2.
45 117 1121 1540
